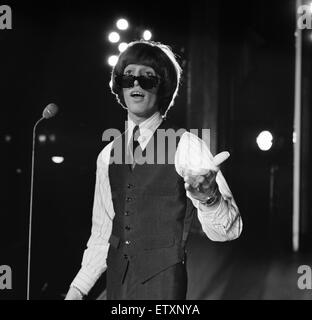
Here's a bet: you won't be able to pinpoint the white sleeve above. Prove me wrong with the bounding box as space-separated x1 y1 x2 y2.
70 143 114 295
175 131 242 242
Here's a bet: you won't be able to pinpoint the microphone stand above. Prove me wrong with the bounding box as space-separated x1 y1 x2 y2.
27 116 45 300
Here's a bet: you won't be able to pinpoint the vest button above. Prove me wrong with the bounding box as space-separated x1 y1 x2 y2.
124 254 128 259
127 183 133 189
126 197 132 202
125 225 131 231
125 240 131 245
124 211 130 216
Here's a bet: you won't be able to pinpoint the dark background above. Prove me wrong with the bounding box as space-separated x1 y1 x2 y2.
1 0 311 299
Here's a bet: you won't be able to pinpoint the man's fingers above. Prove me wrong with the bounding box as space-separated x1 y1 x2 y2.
185 182 200 192
184 183 194 191
184 176 195 184
184 175 204 188
197 176 205 183
213 151 230 167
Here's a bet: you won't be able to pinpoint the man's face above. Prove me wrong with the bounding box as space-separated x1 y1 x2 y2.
122 64 159 119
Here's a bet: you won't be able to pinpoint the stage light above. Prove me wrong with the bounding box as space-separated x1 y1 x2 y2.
52 156 64 164
16 168 22 174
116 18 129 30
38 134 47 143
108 31 120 43
143 30 152 40
108 55 118 66
4 134 11 142
118 42 128 52
49 134 56 142
256 131 273 151
293 132 297 143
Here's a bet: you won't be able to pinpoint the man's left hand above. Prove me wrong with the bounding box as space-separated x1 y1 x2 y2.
183 151 230 203
184 171 219 202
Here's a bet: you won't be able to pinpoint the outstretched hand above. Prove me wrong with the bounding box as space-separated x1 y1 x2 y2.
184 151 230 202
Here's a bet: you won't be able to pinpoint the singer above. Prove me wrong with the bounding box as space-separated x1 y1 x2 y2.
65 40 242 300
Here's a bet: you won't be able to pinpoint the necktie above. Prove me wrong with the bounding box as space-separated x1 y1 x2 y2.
130 125 141 169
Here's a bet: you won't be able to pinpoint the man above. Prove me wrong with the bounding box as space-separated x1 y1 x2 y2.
65 40 242 300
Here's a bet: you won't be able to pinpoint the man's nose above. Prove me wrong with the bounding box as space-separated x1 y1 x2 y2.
133 79 140 87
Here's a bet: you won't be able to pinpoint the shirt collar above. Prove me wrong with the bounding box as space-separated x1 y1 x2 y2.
127 111 163 150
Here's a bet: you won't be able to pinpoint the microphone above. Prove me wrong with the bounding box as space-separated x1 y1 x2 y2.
42 103 58 119
27 103 59 300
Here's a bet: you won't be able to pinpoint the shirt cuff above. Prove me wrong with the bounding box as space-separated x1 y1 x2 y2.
197 195 225 215
70 266 105 296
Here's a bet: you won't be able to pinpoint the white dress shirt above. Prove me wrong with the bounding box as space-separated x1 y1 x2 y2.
70 111 242 295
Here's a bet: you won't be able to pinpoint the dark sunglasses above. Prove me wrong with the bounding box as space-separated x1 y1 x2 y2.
115 74 160 90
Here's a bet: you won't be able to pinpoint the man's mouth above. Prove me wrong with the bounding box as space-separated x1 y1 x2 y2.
130 91 145 98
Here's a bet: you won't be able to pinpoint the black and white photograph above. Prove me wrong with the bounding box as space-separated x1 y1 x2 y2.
1 0 312 304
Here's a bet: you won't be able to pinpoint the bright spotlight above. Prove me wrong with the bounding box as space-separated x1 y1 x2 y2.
293 132 297 144
4 134 12 142
256 131 273 151
118 42 128 52
116 18 129 30
143 30 152 40
108 55 119 67
108 31 120 43
38 134 47 143
52 156 64 164
49 134 56 142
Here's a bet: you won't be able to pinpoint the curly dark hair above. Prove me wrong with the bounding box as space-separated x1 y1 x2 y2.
110 40 182 117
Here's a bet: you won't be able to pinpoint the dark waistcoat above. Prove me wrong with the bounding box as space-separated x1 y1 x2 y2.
107 119 195 286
